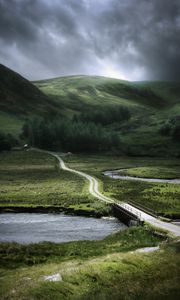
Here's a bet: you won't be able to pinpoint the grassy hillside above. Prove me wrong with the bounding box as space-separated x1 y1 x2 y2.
34 75 180 111
0 64 62 135
34 75 166 110
34 75 180 156
0 64 179 155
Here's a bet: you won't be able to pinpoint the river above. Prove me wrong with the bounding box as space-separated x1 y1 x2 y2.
103 170 180 184
0 213 126 244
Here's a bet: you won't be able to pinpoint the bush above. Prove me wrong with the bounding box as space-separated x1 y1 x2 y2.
160 116 180 142
159 122 171 135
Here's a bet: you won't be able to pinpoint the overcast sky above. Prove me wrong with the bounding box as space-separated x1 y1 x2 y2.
0 0 180 81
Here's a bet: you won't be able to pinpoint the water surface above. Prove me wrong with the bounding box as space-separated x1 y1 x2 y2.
103 170 180 184
0 213 126 244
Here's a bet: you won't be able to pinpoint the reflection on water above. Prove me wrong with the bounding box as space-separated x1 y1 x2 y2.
0 213 126 244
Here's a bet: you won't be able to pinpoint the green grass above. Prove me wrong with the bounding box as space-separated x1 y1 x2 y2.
103 179 180 218
0 227 179 300
35 76 178 110
28 242 179 300
0 226 163 269
64 154 180 174
0 150 107 214
64 154 180 218
119 166 180 179
0 151 180 217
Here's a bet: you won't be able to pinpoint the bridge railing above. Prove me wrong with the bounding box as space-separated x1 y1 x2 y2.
119 203 143 221
127 200 157 218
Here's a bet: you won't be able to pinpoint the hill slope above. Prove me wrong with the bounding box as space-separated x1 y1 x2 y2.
34 76 170 112
0 64 179 155
0 64 62 135
34 75 180 156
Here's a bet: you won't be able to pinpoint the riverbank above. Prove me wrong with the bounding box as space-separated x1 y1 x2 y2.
0 225 179 300
0 204 111 218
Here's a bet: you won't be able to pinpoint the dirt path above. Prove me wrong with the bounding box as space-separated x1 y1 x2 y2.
52 153 113 204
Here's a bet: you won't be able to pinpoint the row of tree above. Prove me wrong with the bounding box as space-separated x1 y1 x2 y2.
75 105 131 125
22 118 121 152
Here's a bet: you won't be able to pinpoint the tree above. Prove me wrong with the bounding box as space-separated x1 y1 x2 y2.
0 132 11 152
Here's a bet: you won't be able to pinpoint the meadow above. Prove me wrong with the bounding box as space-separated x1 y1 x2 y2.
119 166 180 179
0 150 180 218
0 150 108 215
65 154 180 218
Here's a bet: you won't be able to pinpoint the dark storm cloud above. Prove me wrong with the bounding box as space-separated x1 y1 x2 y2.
0 0 179 80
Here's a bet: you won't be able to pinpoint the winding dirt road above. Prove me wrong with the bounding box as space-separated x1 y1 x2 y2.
52 153 113 204
35 149 180 237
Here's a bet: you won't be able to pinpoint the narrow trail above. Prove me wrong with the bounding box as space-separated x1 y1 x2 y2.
52 153 113 204
35 149 180 237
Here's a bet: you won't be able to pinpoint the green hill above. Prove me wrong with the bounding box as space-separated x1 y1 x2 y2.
34 75 180 156
0 64 62 135
0 64 179 155
34 76 167 112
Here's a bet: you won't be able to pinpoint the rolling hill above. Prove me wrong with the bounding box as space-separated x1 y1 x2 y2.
34 75 180 156
0 64 62 135
0 64 179 155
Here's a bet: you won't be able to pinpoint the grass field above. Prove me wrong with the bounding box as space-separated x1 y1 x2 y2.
119 166 180 179
0 151 180 217
64 154 180 218
0 150 107 214
0 226 179 300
